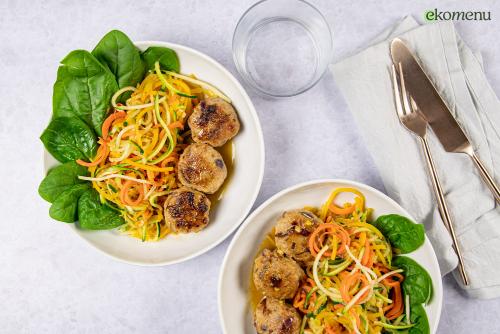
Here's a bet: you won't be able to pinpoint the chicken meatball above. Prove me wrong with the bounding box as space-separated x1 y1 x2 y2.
275 210 321 265
177 143 227 194
253 249 304 300
164 187 211 233
188 97 240 147
254 297 301 334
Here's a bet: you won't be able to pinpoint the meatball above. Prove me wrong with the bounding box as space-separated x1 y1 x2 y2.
177 143 227 194
164 187 211 233
188 97 240 147
275 210 321 265
254 297 301 334
253 249 304 300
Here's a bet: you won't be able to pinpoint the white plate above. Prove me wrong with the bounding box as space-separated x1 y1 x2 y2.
43 41 264 266
218 179 442 334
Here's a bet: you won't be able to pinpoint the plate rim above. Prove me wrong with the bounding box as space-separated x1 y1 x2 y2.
218 178 443 333
43 40 265 266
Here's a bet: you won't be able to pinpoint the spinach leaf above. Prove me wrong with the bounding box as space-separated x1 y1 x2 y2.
40 117 97 163
92 30 145 93
78 189 125 230
49 183 90 223
53 50 118 135
408 304 430 334
393 256 433 305
142 46 180 72
38 161 88 202
373 214 425 253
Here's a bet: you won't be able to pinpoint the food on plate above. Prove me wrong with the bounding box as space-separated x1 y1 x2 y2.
39 30 239 241
177 143 227 194
250 188 432 334
254 297 302 334
164 187 211 233
275 210 321 265
253 249 305 300
188 97 240 147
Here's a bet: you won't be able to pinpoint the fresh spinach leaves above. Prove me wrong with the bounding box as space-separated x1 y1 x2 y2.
393 256 433 305
408 304 430 334
38 161 88 202
78 189 125 230
40 30 155 231
40 117 97 163
39 161 90 223
40 166 125 229
142 46 180 72
52 50 118 135
49 183 90 223
92 30 145 92
373 214 425 253
373 215 431 330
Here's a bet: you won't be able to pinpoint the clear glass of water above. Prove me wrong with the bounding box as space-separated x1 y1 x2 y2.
233 0 333 97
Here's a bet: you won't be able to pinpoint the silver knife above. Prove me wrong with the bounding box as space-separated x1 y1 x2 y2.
390 38 500 203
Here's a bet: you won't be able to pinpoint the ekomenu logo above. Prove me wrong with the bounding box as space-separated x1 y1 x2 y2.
424 8 491 21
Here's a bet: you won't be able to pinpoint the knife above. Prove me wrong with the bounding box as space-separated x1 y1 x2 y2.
390 38 500 203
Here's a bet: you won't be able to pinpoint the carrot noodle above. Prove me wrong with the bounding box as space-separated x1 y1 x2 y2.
78 66 219 241
76 139 109 167
319 187 365 220
168 121 184 130
288 187 412 334
101 111 126 140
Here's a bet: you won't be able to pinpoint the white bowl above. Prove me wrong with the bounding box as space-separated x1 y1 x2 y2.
43 41 264 266
218 179 442 334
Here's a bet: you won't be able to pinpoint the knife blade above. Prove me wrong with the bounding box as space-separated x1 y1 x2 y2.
390 37 500 203
390 38 470 153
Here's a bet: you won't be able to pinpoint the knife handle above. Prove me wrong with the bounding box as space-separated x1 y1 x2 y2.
419 136 469 285
469 152 500 204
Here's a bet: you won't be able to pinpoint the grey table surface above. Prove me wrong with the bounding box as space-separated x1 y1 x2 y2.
1 0 499 333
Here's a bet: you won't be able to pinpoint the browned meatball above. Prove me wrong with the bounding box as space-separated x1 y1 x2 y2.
253 249 304 300
275 210 321 265
164 187 211 233
254 297 301 334
177 143 227 194
188 97 240 147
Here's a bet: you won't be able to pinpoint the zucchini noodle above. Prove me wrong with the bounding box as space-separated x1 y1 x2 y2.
77 64 219 241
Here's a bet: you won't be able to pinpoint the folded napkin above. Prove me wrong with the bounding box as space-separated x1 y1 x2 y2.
331 16 500 299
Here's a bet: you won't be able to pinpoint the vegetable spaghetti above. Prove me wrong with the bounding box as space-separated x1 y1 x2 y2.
251 187 431 334
76 62 228 241
297 187 408 333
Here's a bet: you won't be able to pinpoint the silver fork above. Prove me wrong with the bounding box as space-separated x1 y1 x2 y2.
391 62 469 286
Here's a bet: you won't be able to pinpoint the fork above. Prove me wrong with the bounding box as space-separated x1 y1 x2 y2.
391 62 469 286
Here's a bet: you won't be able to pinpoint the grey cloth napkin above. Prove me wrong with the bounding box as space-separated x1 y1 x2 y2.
331 16 500 299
